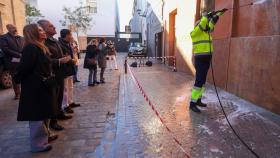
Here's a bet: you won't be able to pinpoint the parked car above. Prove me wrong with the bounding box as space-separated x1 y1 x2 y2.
128 42 147 57
0 48 13 89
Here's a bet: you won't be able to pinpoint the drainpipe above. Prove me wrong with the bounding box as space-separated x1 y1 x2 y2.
195 0 202 22
10 0 16 25
161 0 166 59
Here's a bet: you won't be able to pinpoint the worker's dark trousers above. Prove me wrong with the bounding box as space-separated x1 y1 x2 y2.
191 55 212 103
194 55 212 88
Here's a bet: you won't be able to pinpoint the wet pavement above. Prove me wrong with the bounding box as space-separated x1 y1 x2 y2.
0 55 280 158
115 59 280 158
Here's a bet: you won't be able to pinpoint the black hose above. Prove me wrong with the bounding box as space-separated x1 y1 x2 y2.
210 62 260 158
207 26 260 157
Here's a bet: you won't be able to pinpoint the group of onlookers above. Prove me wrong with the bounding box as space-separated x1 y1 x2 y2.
84 38 118 86
0 17 119 152
0 21 82 152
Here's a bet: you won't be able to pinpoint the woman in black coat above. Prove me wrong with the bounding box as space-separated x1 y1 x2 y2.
84 39 99 86
14 24 56 153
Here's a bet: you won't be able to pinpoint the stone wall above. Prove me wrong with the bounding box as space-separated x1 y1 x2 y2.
0 0 26 35
162 0 280 114
209 0 280 114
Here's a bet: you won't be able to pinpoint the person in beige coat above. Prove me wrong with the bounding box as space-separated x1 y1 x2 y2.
107 40 118 70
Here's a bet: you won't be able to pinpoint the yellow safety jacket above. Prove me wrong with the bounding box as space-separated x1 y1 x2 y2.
190 16 216 56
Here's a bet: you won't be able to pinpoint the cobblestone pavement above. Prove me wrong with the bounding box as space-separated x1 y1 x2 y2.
0 54 121 158
115 59 280 158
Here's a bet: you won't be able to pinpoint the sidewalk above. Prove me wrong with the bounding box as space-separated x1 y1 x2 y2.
0 54 121 158
115 60 280 158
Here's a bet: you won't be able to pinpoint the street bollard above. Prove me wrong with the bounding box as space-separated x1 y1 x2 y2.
173 56 177 72
124 58 127 74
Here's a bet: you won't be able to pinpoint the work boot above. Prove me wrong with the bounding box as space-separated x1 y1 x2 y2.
197 99 207 107
189 102 201 113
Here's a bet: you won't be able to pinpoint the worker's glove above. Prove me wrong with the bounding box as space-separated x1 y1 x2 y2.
207 11 215 19
211 15 219 24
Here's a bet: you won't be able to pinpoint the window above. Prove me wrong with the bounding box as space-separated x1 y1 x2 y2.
200 0 215 15
87 0 97 14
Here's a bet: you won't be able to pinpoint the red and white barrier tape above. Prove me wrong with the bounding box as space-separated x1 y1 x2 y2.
126 56 177 72
127 56 175 59
127 64 190 158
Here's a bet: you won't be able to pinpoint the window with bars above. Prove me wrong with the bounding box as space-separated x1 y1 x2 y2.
200 0 215 15
87 0 97 13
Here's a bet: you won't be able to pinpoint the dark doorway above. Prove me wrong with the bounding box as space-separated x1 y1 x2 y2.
155 32 163 58
169 9 177 65
146 23 150 55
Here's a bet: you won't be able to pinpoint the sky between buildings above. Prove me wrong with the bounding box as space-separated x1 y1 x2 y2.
37 0 133 35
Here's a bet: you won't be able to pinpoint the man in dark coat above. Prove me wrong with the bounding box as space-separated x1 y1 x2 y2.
0 24 24 99
38 20 72 131
58 29 81 114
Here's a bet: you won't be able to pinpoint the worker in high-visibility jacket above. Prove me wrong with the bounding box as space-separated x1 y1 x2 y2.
189 9 227 113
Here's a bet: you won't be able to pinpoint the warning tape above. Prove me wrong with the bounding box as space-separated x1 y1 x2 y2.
127 56 175 59
127 63 190 158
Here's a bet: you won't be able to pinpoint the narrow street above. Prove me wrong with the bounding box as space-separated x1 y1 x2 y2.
0 54 280 158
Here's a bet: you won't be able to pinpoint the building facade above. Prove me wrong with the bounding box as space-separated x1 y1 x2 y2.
0 0 26 35
27 0 38 8
130 0 166 57
86 0 120 39
131 0 280 114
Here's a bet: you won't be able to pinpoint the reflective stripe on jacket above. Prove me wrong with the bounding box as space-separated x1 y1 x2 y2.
190 16 215 56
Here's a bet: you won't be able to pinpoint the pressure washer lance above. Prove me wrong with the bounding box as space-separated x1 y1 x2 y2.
207 8 260 158
211 2 254 17
214 2 255 13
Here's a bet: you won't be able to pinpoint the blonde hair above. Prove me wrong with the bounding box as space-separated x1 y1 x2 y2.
23 24 49 54
88 39 98 46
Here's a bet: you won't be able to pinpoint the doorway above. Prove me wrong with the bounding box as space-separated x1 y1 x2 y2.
169 9 177 65
155 32 163 58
